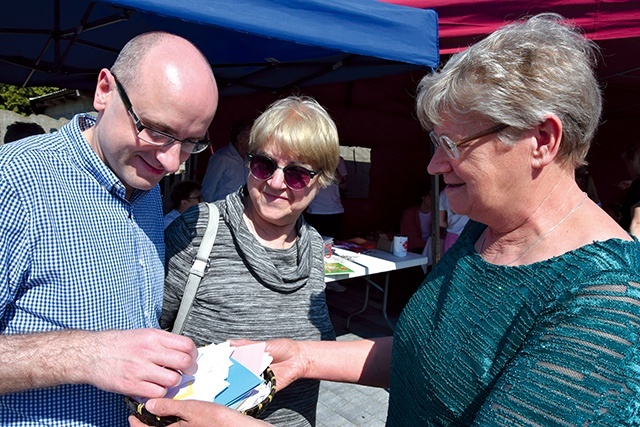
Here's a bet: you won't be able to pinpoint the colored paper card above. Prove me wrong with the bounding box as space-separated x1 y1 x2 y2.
231 342 266 376
214 358 263 407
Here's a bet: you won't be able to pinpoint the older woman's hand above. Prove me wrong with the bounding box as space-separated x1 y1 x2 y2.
230 338 306 391
128 399 272 427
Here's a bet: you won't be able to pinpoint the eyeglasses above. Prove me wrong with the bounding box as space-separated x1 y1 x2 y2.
187 196 203 202
429 124 508 160
112 73 211 154
247 154 318 190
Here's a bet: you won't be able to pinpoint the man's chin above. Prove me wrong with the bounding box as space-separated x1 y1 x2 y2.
125 176 162 193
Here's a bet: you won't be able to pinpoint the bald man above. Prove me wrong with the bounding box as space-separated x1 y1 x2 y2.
0 32 218 426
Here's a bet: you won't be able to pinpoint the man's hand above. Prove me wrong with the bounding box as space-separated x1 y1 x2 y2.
0 328 197 398
77 329 198 398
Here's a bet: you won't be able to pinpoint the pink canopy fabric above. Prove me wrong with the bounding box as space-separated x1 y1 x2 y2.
381 0 640 127
382 0 640 53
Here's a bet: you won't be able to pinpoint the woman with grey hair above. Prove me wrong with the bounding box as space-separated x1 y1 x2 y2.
160 96 338 426
130 15 640 427
388 12 638 425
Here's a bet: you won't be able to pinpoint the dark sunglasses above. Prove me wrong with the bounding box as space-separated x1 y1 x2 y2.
247 154 318 190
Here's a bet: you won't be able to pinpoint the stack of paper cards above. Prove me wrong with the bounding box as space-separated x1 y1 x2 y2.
163 341 273 410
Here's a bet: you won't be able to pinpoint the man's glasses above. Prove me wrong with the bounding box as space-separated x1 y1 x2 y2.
247 154 318 190
112 73 210 154
429 124 508 160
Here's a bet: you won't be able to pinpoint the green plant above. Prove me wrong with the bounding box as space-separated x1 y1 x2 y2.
0 84 59 116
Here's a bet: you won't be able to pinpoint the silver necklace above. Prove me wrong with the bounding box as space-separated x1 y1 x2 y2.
481 192 588 265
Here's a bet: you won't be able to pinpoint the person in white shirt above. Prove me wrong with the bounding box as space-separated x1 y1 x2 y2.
201 121 251 202
304 156 347 238
439 190 469 253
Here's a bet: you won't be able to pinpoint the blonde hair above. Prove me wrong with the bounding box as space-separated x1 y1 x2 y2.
249 96 340 188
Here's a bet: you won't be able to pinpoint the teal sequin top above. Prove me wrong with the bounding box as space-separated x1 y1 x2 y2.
388 221 640 426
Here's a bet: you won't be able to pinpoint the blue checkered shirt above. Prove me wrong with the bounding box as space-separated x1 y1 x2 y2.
0 114 164 426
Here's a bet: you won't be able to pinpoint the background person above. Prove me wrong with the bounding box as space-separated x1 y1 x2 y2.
388 187 434 312
131 14 640 427
619 143 640 238
201 120 252 202
575 165 601 206
161 96 339 426
3 121 45 144
164 179 202 229
630 201 640 238
438 189 469 253
399 187 432 254
0 31 218 426
304 155 347 238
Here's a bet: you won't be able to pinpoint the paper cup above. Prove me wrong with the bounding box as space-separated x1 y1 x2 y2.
322 237 333 258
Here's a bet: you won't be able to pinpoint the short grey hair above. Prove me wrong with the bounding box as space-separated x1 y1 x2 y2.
249 96 340 188
416 13 602 167
110 32 168 86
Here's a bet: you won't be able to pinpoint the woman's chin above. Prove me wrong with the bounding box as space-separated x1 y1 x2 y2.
445 183 465 195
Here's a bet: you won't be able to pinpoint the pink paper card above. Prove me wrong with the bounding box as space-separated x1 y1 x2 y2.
231 342 266 376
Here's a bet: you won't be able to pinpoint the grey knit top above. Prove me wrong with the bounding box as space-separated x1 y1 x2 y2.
163 188 335 426
388 220 640 426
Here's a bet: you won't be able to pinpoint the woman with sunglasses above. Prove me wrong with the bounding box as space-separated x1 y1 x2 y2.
161 96 339 426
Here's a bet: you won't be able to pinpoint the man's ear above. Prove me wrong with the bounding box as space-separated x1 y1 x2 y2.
531 114 562 169
93 68 113 112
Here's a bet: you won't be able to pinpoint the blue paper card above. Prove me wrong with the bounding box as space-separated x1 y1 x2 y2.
214 357 263 407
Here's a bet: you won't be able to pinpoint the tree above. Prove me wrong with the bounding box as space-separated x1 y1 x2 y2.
0 84 59 116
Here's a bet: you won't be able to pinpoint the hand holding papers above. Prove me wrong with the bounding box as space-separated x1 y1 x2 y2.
126 342 276 426
169 341 273 407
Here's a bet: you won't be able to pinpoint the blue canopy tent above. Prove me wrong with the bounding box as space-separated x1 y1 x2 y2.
1 0 440 239
0 0 439 95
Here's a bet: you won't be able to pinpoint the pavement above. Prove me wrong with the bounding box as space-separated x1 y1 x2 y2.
316 333 389 427
315 277 401 426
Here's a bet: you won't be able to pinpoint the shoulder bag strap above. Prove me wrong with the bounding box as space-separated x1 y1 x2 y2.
171 203 220 335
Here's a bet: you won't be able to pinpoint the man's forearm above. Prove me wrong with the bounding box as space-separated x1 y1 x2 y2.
0 328 198 398
0 330 86 394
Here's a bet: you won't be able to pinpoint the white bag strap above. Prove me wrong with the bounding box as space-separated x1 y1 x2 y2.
172 203 220 335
